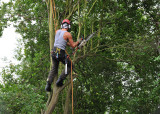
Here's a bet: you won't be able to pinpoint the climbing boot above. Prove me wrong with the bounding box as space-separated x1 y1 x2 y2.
56 78 64 87
45 82 51 92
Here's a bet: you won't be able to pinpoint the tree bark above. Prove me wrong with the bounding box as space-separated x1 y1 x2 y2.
49 0 54 67
45 79 60 114
44 0 82 113
64 84 72 114
45 78 71 114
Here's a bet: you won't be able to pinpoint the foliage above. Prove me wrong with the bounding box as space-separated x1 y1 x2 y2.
0 0 160 113
0 64 47 113
0 1 9 37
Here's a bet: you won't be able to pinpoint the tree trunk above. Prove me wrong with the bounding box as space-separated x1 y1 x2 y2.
64 84 72 114
45 79 60 114
49 0 54 67
44 0 80 113
44 0 59 113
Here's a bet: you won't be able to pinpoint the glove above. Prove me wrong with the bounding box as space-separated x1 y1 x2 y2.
77 37 83 44
78 40 86 48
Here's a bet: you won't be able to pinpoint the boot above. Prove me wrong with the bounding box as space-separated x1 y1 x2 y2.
56 78 64 87
45 82 51 92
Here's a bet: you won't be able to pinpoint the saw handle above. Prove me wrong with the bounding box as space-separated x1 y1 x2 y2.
78 40 86 49
77 37 84 46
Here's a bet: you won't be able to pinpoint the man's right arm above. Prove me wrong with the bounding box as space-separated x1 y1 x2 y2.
65 32 79 48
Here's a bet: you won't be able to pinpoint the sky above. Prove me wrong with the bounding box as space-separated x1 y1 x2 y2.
0 24 21 83
0 24 21 66
0 0 21 83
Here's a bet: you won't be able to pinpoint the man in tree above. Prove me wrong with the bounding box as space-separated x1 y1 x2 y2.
45 19 82 92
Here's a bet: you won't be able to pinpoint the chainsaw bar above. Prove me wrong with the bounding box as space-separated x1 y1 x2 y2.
78 32 96 48
85 32 96 42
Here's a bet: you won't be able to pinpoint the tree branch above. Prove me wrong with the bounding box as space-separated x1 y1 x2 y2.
66 0 79 19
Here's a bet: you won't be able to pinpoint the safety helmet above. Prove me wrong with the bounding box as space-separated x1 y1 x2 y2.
61 19 71 29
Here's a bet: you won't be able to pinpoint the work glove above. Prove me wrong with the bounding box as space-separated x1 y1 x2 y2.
77 37 83 44
78 40 86 49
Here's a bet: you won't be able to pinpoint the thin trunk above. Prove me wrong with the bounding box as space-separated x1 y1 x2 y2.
64 84 72 114
49 0 54 68
157 38 160 54
90 21 94 50
95 26 100 53
45 0 83 113
83 0 87 55
46 0 54 107
44 79 60 114
77 1 81 40
63 2 81 113
44 1 58 113
95 1 103 53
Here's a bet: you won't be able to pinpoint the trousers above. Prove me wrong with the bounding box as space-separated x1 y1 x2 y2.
47 47 72 84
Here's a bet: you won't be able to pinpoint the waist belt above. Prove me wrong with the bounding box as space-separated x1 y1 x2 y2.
53 47 65 55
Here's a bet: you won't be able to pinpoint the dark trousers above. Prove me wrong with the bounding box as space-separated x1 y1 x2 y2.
47 47 72 84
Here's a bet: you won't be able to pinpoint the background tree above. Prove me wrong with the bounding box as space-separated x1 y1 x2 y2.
0 0 160 113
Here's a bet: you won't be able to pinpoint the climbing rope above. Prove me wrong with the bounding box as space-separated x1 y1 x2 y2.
65 50 74 114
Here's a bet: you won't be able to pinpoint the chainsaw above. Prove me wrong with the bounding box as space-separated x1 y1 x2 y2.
78 32 96 49
70 32 96 56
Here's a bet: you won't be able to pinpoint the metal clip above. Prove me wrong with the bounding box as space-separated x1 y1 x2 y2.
56 53 58 58
65 55 68 74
